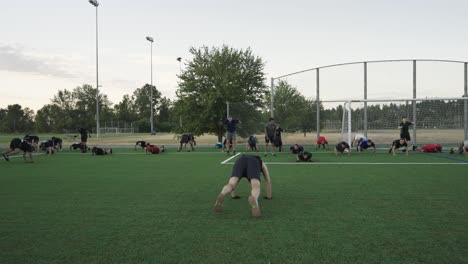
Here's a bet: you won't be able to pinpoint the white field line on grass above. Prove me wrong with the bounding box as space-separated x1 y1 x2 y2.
222 162 468 165
3 153 45 159
220 152 242 164
54 152 224 155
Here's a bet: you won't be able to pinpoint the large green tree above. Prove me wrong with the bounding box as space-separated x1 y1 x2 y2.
175 45 267 140
0 104 35 133
35 84 113 133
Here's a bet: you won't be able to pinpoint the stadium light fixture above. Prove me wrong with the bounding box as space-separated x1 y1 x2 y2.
89 0 99 7
147 36 155 133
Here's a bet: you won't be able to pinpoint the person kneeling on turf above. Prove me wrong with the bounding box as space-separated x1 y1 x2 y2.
214 155 272 218
297 151 313 162
335 141 351 156
92 147 112 155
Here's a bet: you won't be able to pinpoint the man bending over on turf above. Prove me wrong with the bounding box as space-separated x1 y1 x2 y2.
52 137 63 150
290 144 304 155
178 133 195 152
359 139 376 153
1 138 34 162
389 139 409 156
39 139 55 155
297 151 313 162
246 135 258 152
316 136 329 149
352 133 367 149
335 141 351 156
135 141 146 150
214 155 272 218
450 141 468 156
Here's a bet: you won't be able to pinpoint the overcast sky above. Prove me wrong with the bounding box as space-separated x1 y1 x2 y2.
1 0 468 111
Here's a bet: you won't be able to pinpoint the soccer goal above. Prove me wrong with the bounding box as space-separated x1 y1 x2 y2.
337 97 468 145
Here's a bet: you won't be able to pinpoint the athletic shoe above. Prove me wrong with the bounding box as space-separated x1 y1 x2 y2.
271 153 276 157
214 194 225 212
3 154 9 162
412 145 417 151
264 153 267 157
248 196 261 218
233 150 236 155
231 196 241 199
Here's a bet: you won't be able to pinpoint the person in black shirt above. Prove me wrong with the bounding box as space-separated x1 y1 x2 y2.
274 125 284 152
246 135 258 152
1 138 34 162
178 133 195 152
39 139 55 155
335 141 351 156
398 116 414 143
77 128 90 153
24 135 40 152
92 147 113 155
135 141 147 150
297 151 313 162
214 155 272 218
389 139 409 156
52 137 63 150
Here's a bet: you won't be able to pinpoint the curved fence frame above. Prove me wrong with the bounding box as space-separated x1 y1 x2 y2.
271 59 468 142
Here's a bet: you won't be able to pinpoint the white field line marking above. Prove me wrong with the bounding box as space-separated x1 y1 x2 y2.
54 152 224 155
3 153 45 159
222 162 468 165
220 152 242 164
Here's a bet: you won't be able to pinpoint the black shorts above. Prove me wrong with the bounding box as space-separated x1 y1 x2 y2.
275 138 283 147
180 135 189 144
265 135 275 144
10 138 22 149
248 142 257 149
231 155 262 182
20 141 33 152
81 136 88 143
400 133 411 141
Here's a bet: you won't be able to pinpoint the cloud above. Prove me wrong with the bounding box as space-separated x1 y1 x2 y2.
0 43 76 78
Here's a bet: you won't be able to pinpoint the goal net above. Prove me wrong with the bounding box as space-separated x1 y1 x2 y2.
337 97 468 145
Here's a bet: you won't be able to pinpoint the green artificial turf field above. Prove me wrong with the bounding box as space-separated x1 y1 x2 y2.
1 147 468 263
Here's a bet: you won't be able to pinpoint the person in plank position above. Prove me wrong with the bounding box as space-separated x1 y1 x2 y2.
335 141 351 156
389 139 409 156
214 155 272 218
414 144 443 153
1 138 34 163
358 139 376 153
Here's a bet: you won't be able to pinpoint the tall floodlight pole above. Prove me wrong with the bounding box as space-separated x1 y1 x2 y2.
146 36 154 133
89 0 100 138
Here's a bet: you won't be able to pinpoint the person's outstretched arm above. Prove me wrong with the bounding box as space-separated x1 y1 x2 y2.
262 163 272 199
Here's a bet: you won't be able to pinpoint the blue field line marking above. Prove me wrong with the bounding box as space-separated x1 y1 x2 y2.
416 152 468 163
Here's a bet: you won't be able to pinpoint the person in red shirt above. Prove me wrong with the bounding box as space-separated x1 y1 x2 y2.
416 144 443 153
316 136 329 149
145 143 165 154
